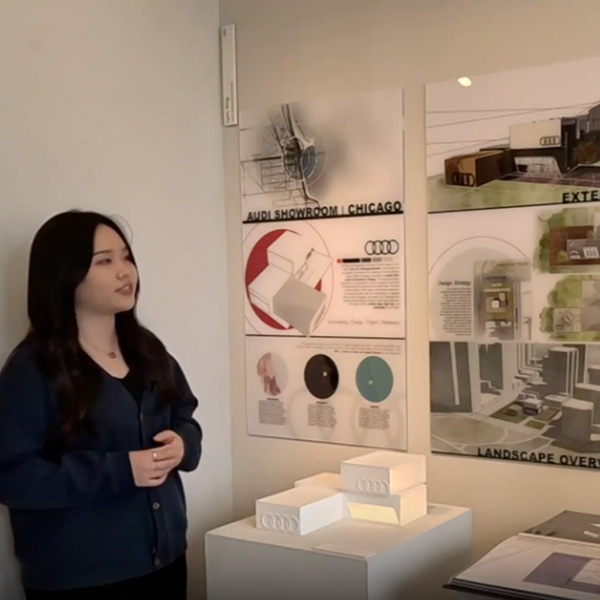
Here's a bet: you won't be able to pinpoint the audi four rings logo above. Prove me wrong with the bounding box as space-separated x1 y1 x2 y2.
364 239 399 256
260 513 299 533
356 478 390 494
451 172 475 187
539 135 560 146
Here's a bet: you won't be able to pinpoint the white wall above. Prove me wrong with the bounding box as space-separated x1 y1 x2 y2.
0 2 231 599
221 0 600 561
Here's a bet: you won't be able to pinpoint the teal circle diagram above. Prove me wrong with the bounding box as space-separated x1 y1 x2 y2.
356 356 393 403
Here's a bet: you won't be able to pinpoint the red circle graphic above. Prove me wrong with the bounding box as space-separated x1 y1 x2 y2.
245 229 322 330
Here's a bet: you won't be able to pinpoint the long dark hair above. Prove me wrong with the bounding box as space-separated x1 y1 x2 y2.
23 210 178 435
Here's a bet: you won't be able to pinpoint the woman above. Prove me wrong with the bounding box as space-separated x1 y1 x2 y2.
0 210 202 599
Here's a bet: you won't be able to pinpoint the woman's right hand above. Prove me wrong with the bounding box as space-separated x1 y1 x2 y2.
128 448 176 487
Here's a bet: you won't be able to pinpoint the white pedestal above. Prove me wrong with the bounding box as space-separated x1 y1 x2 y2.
206 504 472 600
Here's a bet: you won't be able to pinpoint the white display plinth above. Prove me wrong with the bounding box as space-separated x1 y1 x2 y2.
206 504 472 600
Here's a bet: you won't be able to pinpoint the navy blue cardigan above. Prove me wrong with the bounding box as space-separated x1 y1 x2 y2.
0 343 202 590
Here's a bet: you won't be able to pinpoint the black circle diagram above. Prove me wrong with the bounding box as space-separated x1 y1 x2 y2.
304 354 339 399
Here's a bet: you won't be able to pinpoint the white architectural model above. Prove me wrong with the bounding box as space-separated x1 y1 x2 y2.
256 451 427 535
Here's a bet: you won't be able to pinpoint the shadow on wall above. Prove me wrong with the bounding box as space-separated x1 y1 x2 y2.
188 531 208 599
0 243 29 600
1 242 29 358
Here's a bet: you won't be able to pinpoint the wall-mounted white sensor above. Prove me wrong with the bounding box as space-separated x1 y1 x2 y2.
221 24 238 126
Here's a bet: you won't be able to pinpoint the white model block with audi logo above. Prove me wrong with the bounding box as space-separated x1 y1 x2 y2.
256 486 344 536
340 451 426 496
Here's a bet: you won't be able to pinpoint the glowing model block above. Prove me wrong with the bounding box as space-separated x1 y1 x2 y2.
345 484 427 526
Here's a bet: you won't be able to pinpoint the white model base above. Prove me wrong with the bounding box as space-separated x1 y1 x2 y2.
206 504 472 600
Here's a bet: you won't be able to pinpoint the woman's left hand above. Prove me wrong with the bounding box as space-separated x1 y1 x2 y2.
152 430 185 471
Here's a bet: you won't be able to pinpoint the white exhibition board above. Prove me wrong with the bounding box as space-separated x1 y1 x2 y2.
239 88 407 449
427 54 600 471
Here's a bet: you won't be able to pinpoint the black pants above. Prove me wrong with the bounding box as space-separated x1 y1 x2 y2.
24 555 187 600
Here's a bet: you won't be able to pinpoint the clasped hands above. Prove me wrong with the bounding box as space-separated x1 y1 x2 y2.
129 430 184 488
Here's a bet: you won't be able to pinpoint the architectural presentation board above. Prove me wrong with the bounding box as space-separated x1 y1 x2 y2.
205 504 472 600
240 89 407 448
427 55 600 470
448 511 600 600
